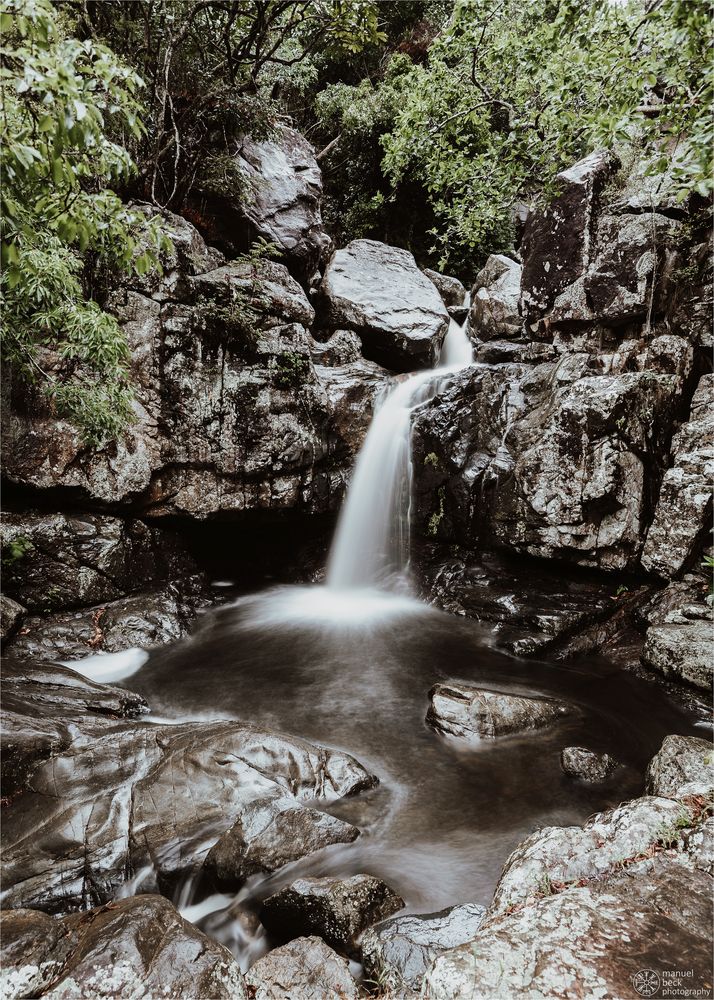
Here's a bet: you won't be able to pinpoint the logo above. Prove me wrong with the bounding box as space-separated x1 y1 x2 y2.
633 970 661 997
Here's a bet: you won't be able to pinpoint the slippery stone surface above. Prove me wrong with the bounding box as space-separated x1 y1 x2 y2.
642 373 714 579
1 664 376 911
427 683 570 741
2 214 386 519
204 799 359 888
260 874 404 954
245 936 359 1000
646 735 713 800
560 746 621 783
424 859 713 1000
319 240 449 372
0 895 247 1000
422 268 465 309
0 594 24 642
469 254 522 340
360 902 486 994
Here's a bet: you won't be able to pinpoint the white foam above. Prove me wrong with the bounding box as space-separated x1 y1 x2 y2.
62 647 149 684
232 585 426 629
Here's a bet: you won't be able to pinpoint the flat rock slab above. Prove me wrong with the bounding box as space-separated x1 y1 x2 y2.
0 895 246 1000
245 936 359 1000
427 683 571 741
260 874 404 954
560 746 621 783
320 240 449 372
361 902 486 993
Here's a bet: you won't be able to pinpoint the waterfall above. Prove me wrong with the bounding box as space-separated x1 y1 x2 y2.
326 304 472 591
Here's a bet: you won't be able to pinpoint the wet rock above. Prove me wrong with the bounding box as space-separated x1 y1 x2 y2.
204 798 359 888
245 936 359 1000
4 579 212 663
309 329 364 366
641 619 713 691
447 304 469 324
0 895 247 1000
1 672 377 911
642 373 714 579
425 858 713 1000
472 340 556 365
1 595 24 642
491 794 687 914
422 268 465 309
646 735 713 800
260 874 404 954
427 684 570 741
319 240 449 372
469 254 522 340
560 747 621 783
360 902 486 994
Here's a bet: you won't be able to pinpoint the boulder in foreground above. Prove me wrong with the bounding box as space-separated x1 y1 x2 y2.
245 936 359 1000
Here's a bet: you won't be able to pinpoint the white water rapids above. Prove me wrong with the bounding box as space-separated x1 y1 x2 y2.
326 306 473 590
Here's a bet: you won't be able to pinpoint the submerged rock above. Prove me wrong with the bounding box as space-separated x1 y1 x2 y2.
319 240 449 372
424 858 713 1000
560 746 621 783
427 683 570 741
0 895 247 1000
646 734 713 800
360 902 486 994
469 254 522 340
245 936 359 1000
260 874 404 954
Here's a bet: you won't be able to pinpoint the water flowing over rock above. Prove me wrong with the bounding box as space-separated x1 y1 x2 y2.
360 902 486 994
560 746 621 783
245 936 359 1000
0 896 247 1000
259 874 404 954
427 684 571 741
319 240 450 372
469 254 522 340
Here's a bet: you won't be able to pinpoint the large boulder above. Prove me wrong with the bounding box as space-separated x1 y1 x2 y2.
469 254 522 340
260 874 404 954
427 683 571 741
360 902 486 994
642 373 714 579
0 895 247 1000
422 268 466 309
641 617 713 691
319 240 450 372
1 212 386 519
245 936 359 1000
646 735 713 800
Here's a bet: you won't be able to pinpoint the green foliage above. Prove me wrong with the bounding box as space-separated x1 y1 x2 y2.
1 534 34 568
274 351 310 390
1 0 170 444
427 485 446 537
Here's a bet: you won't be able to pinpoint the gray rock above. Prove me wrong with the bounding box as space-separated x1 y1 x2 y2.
424 858 712 1000
646 735 713 800
245 936 359 1000
0 595 24 641
319 240 449 372
685 815 714 875
309 329 364 366
469 254 522 340
560 747 621 783
491 794 688 915
0 895 247 1000
360 902 486 993
260 874 404 954
427 683 570 741
642 373 714 579
641 620 713 690
204 798 359 888
422 268 466 309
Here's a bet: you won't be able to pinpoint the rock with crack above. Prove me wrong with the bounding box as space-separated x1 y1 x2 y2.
424 858 713 1000
260 874 404 955
0 895 247 1000
1 662 377 911
244 936 359 1000
646 735 714 800
203 797 359 888
319 240 449 372
469 254 522 341
360 902 486 994
559 747 621 783
427 684 571 741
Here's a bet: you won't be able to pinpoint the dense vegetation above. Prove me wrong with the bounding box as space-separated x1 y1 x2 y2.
1 0 711 439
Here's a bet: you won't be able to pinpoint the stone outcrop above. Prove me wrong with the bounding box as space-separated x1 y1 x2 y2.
560 746 621 782
319 240 450 371
0 895 247 1000
427 683 571 741
646 734 713 799
641 616 712 690
2 211 387 521
469 254 521 340
245 936 359 1000
260 874 404 954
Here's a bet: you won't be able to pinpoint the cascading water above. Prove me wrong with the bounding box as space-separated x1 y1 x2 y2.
326 305 473 591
